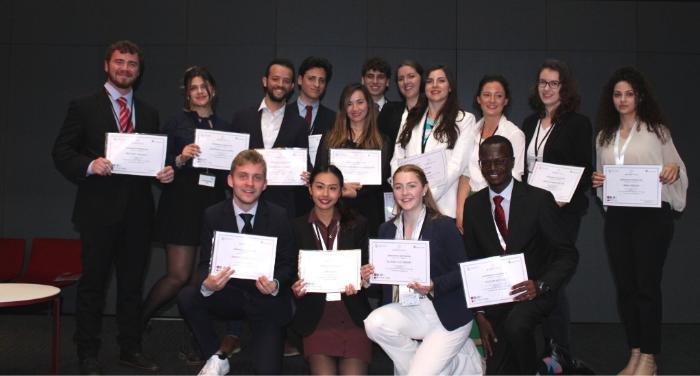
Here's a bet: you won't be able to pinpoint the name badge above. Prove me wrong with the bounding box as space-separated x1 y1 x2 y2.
198 173 216 187
399 285 420 306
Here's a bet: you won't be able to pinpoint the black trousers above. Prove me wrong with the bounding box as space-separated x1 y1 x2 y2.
178 284 286 374
604 204 674 354
74 214 152 358
485 292 557 374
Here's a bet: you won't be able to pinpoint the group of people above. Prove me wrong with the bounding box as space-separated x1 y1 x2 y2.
52 40 687 375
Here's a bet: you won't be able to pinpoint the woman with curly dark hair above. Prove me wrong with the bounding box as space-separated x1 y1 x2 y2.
390 65 476 218
522 59 592 366
592 67 687 375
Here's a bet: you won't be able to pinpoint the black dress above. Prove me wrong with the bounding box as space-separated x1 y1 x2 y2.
156 111 233 245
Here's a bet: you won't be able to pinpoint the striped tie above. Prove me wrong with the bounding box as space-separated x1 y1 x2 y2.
117 97 133 133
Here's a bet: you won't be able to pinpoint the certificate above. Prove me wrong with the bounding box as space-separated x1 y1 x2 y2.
603 165 662 208
105 132 167 177
397 149 447 187
369 239 430 285
460 253 528 308
255 148 307 186
527 162 585 203
210 231 277 280
298 250 361 293
308 134 322 167
330 148 382 185
192 129 249 170
383 192 395 221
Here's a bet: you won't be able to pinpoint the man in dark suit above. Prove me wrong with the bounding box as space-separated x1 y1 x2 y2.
287 56 336 136
361 57 392 112
177 150 296 375
461 135 578 374
231 58 308 218
52 40 173 374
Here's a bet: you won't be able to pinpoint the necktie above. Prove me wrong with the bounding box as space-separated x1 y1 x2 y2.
304 105 313 128
493 195 508 244
239 213 253 234
117 97 133 133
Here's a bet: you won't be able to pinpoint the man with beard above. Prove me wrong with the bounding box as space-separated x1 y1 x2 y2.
52 40 173 374
231 58 308 218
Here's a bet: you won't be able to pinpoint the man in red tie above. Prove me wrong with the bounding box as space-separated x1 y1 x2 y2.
461 135 578 374
52 40 173 374
287 56 336 137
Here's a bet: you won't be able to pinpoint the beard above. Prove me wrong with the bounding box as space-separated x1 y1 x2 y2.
266 85 290 103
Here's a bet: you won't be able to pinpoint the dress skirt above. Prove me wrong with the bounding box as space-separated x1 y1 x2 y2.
302 300 372 363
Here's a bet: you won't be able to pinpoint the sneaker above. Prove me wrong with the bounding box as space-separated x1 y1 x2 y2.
198 355 230 376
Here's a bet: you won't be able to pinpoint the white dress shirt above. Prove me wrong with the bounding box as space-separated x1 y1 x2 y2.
259 98 286 149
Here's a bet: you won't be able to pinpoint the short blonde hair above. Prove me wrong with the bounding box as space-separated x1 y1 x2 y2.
230 149 267 177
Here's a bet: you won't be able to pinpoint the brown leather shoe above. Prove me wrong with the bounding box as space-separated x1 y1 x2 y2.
119 351 159 372
617 348 640 375
220 335 242 357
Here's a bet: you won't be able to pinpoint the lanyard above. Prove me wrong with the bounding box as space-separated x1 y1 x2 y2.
479 119 499 144
396 206 426 240
421 116 435 153
312 222 339 251
533 119 555 161
613 124 636 165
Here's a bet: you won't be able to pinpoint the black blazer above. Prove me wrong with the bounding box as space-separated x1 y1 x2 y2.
462 180 578 293
230 105 309 217
52 90 160 228
378 100 405 156
196 199 297 324
522 111 593 215
286 100 336 136
378 216 473 331
290 214 372 336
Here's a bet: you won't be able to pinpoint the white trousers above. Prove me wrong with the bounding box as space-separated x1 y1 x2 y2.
364 299 483 375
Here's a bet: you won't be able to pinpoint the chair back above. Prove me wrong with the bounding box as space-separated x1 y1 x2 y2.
0 238 25 281
17 238 82 288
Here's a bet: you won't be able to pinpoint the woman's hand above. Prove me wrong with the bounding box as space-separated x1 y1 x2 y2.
342 182 362 198
660 163 680 184
300 170 311 186
344 283 358 296
291 279 307 298
176 143 201 166
360 264 374 284
591 171 605 188
407 280 433 296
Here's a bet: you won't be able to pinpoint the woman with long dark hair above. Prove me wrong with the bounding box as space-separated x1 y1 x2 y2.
363 164 482 375
522 59 592 363
291 164 372 375
315 83 390 236
390 65 476 219
378 60 425 149
592 67 687 375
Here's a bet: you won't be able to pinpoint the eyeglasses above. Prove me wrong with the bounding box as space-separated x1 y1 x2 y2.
478 157 513 168
537 80 561 89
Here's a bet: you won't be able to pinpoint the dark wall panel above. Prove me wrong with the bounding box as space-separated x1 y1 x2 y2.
458 0 547 50
368 0 456 49
101 0 188 45
187 1 276 45
638 2 700 54
278 0 367 47
11 1 104 44
0 47 8 234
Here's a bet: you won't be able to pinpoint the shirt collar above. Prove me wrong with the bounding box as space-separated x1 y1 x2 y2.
232 199 258 217
488 178 514 202
307 208 341 226
375 96 387 109
104 81 133 104
297 97 319 112
258 97 286 116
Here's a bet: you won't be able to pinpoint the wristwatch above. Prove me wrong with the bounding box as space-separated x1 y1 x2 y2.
536 280 551 295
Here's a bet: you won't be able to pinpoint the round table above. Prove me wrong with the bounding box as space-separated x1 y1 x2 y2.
0 283 61 374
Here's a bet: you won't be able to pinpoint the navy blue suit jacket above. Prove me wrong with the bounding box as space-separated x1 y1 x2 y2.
286 100 336 136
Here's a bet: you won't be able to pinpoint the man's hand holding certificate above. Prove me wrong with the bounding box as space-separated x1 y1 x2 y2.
330 149 382 185
256 148 307 186
527 162 585 203
192 129 249 170
298 250 361 293
209 231 277 281
397 149 447 187
369 239 430 285
105 132 167 177
603 165 662 207
460 253 528 308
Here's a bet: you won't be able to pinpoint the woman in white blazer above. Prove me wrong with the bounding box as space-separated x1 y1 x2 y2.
390 65 476 218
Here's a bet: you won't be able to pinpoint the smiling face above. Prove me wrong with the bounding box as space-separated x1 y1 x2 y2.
345 89 369 126
187 76 214 109
298 67 327 103
362 69 389 99
538 68 561 110
425 68 450 104
477 81 509 118
397 65 421 101
263 64 294 103
228 162 267 211
479 143 514 193
612 80 637 117
104 50 140 90
392 171 428 213
309 171 341 212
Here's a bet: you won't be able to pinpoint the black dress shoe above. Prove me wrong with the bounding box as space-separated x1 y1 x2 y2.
119 351 159 372
79 357 101 375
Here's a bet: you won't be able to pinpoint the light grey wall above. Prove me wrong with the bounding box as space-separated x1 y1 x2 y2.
1 0 697 322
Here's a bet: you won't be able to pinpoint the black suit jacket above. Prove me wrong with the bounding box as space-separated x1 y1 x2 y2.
286 100 336 136
52 89 160 228
462 180 578 293
231 105 309 217
522 111 593 215
378 216 473 331
378 100 405 153
197 199 296 324
290 214 371 336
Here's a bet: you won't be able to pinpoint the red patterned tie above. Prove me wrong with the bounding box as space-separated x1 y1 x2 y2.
493 195 508 243
304 105 313 128
117 97 133 133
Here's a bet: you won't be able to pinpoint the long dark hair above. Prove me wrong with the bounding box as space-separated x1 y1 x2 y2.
398 65 463 149
596 66 668 146
472 74 511 118
528 59 580 124
390 164 442 222
395 60 426 103
325 83 383 149
309 164 355 225
182 66 218 110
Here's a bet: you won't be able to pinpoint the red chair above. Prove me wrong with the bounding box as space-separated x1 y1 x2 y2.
0 238 26 281
16 238 83 288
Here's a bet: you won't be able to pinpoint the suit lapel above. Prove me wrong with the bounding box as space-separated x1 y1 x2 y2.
251 110 264 148
505 181 527 251
222 200 240 233
98 90 120 134
477 193 503 253
273 109 293 148
252 200 269 235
